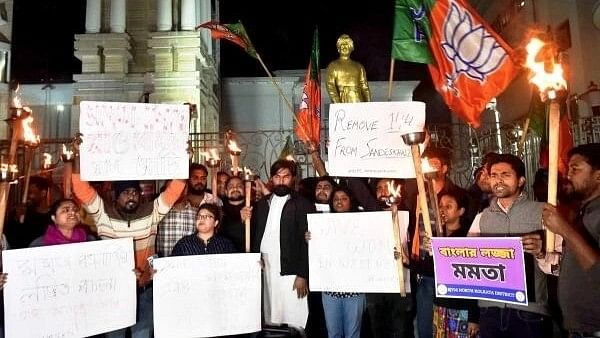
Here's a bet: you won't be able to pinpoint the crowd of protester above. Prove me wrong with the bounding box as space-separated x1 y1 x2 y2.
0 140 599 338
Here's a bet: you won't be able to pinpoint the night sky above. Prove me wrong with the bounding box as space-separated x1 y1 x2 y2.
9 0 448 122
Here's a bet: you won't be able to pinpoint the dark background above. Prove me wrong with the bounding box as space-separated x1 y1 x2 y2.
10 0 449 122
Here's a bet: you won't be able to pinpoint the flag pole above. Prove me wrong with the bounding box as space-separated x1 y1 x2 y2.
387 58 395 101
255 53 312 139
255 53 303 127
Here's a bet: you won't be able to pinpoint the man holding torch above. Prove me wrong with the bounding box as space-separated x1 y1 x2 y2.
542 143 600 338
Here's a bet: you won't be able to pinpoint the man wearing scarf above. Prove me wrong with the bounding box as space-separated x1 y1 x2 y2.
250 159 315 332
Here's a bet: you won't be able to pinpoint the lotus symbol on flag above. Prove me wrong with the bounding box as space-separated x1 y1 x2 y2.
441 2 508 83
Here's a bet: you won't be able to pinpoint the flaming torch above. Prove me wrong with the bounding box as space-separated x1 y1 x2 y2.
524 37 567 253
0 87 31 239
61 144 75 198
401 132 433 242
387 180 407 296
422 158 444 237
19 115 40 223
228 140 242 177
202 148 221 196
243 167 255 253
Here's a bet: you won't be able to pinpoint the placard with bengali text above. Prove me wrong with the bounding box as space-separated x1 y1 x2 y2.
2 238 136 338
79 101 189 181
431 237 528 305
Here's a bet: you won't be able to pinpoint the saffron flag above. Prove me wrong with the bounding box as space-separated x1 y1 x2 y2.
196 21 257 59
295 28 321 145
391 0 434 64
426 0 519 128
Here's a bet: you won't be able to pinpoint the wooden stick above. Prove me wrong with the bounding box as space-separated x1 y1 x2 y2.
387 58 395 101
391 204 406 296
426 178 444 236
0 118 21 238
255 53 310 138
211 166 218 200
411 144 433 239
546 101 559 253
0 182 11 240
518 117 531 150
244 180 252 253
19 147 34 223
63 162 73 198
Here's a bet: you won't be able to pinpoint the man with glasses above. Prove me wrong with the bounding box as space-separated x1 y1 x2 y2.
156 163 221 257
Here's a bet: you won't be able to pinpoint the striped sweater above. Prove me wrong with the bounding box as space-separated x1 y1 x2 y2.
72 174 185 286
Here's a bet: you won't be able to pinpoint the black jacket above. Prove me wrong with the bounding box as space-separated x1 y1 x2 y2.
251 192 315 279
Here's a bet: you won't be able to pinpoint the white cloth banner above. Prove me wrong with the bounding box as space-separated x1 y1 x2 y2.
2 238 136 338
308 211 411 293
327 101 426 178
153 253 262 338
79 101 190 181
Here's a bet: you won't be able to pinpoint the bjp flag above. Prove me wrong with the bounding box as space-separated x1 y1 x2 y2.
426 0 519 128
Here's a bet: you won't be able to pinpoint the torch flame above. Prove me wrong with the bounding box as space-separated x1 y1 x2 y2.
285 154 296 162
12 84 21 109
422 157 438 174
22 116 39 145
62 144 73 160
387 180 402 198
525 37 567 99
43 153 52 168
228 140 241 153
209 148 220 160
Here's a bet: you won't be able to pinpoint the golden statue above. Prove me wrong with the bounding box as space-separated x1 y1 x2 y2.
326 34 371 103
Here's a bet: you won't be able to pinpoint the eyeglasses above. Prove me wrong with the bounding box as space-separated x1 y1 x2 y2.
197 214 215 220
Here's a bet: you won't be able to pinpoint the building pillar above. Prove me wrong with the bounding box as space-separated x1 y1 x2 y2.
157 0 173 32
110 0 126 33
180 0 196 31
85 0 102 33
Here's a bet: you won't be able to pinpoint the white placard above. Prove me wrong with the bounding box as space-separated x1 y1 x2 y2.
327 101 426 178
153 253 262 338
79 101 190 181
308 211 411 293
2 238 136 338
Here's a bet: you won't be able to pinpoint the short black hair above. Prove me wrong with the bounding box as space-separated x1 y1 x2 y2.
422 147 451 167
568 143 600 170
489 153 526 179
217 171 230 178
473 166 485 181
439 188 469 210
225 175 243 188
29 176 50 191
189 163 208 175
49 198 79 217
270 159 297 178
196 203 223 224
316 176 337 187
482 152 500 172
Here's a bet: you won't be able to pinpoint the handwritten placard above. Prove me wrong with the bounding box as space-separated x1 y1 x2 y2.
308 211 411 293
2 238 136 338
327 101 426 178
79 101 190 181
153 253 262 338
431 237 528 305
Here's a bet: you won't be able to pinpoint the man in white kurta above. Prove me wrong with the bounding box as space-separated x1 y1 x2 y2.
249 160 315 330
